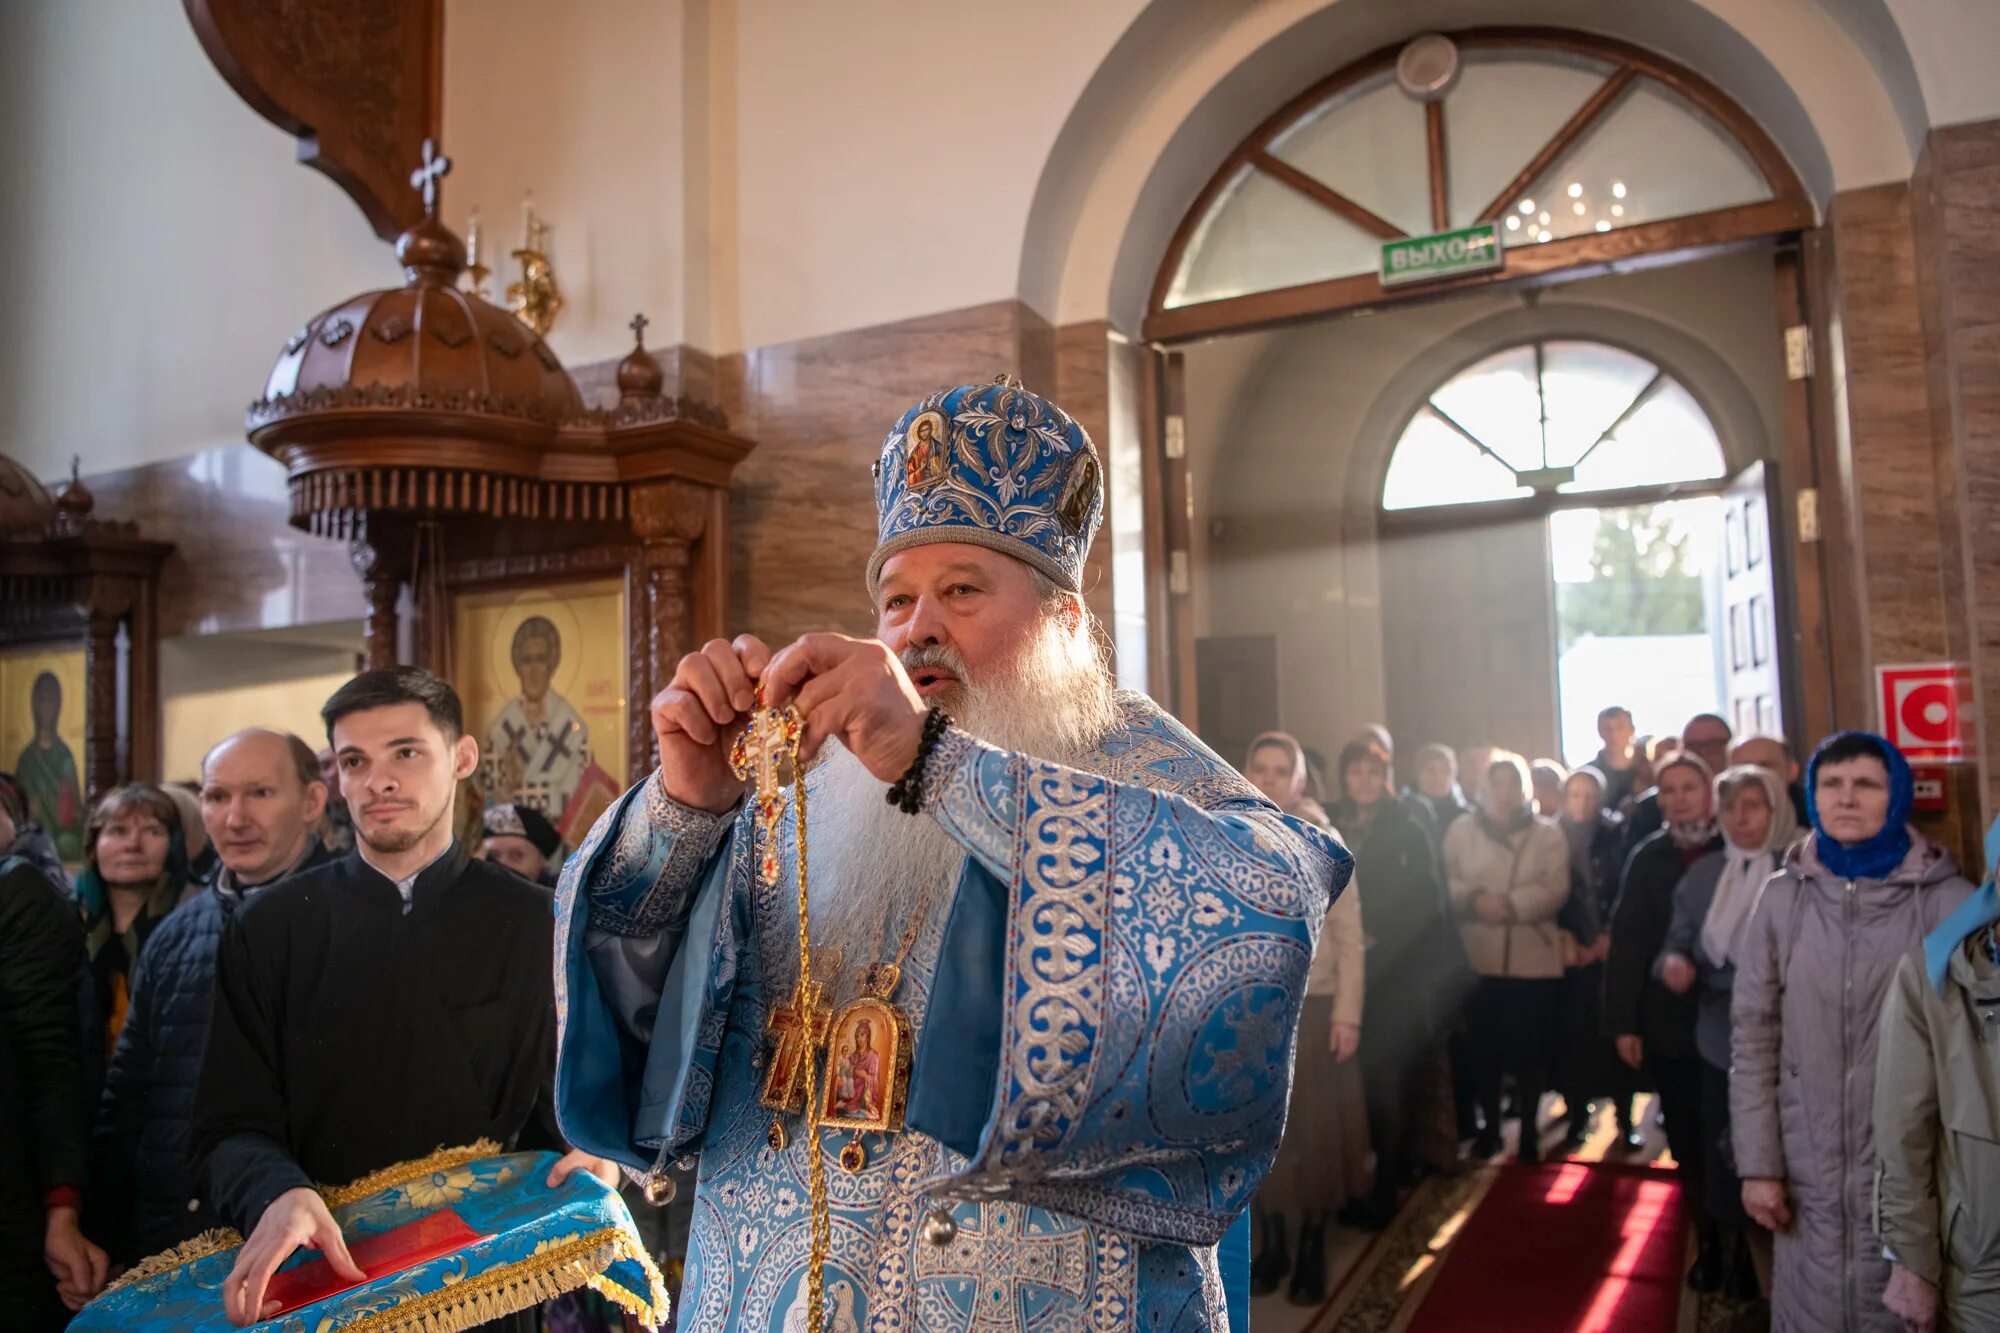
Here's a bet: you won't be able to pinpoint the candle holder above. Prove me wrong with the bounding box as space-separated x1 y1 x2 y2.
463 208 492 300
507 205 563 336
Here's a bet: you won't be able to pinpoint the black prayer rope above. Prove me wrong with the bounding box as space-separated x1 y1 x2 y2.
886 706 952 814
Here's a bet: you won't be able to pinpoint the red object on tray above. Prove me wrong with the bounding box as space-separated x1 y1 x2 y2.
265 1208 487 1316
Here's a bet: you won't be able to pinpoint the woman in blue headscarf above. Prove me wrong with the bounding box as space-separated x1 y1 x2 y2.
1727 732 1975 1332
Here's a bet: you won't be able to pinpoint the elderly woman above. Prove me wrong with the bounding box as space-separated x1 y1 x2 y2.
1732 733 1974 1332
73 785 188 1072
1242 732 1365 1305
1607 752 1722 1287
1555 766 1629 1150
1874 816 2000 1333
1443 752 1569 1162
1656 764 1799 1301
1327 738 1459 1230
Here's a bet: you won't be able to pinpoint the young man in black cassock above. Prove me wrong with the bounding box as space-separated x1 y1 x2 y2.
192 668 617 1329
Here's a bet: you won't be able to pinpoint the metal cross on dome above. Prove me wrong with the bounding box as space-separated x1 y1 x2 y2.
630 312 649 345
411 139 452 216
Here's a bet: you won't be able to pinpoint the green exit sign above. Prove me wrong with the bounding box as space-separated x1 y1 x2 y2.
1380 223 1504 287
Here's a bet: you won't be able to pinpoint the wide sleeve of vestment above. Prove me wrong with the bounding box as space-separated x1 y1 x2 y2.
1872 949 1943 1285
904 722 1352 1248
553 772 744 1172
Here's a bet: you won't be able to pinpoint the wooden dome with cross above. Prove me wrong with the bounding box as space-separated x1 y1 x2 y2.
249 141 749 546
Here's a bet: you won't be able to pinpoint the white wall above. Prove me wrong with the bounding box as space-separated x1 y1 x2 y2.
1184 250 1786 767
443 0 691 364
0 1 391 479
7 0 1999 484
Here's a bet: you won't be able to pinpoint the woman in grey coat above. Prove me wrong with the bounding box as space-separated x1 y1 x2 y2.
1730 732 1975 1332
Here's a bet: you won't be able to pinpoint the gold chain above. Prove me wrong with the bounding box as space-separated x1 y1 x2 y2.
787 727 830 1332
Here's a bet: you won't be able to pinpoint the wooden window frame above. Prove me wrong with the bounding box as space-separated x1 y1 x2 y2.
1144 27 1814 344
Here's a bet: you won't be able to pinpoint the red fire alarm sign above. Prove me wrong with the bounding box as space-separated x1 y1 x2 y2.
1878 663 1976 763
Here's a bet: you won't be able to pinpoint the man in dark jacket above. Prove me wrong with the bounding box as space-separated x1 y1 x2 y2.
1 803 105 1329
93 728 331 1263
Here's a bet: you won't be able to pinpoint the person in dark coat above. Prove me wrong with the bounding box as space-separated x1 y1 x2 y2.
1329 740 1464 1228
1408 743 1472 842
1554 766 1631 1150
1621 714 1733 861
0 771 72 895
74 784 189 1083
1606 752 1724 1290
191 669 617 1329
1656 763 1800 1302
1589 706 1645 813
0 799 106 1330
94 728 333 1264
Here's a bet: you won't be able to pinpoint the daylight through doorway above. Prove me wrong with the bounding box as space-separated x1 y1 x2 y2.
1551 497 1725 766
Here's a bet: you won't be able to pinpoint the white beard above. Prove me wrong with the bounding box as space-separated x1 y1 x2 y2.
766 608 1121 989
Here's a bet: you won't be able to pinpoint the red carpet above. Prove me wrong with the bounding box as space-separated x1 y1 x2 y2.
1405 1161 1686 1333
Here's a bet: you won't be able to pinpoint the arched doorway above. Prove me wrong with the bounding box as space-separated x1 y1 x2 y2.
1374 336 1784 766
1133 27 1828 769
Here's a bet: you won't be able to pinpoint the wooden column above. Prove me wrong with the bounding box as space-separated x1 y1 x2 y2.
83 612 121 801
629 479 710 777
352 539 403 670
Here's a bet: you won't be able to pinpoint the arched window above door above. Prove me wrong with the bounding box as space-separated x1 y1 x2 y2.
1149 31 1812 341
1381 340 1726 511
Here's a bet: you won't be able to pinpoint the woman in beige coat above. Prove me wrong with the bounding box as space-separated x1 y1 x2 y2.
1242 732 1365 1305
1442 752 1570 1161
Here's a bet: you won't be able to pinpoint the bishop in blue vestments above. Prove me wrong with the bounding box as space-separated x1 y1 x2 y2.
554 376 1351 1331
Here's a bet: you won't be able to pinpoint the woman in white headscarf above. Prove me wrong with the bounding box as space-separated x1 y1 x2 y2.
1656 763 1800 1300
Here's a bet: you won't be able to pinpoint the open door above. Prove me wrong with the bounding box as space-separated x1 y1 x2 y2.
1719 462 1783 740
1380 518 1559 761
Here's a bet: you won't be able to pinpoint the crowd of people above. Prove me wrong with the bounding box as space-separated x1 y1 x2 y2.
1246 705 1992 1333
1 667 1993 1332
0 668 625 1332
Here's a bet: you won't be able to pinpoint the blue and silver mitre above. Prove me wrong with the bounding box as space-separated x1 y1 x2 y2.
867 374 1104 594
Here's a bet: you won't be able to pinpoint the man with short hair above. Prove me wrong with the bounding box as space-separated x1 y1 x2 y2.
1592 706 1641 810
478 802 562 885
95 729 333 1264
554 378 1349 1331
193 670 616 1328
1730 733 1809 823
1623 713 1735 858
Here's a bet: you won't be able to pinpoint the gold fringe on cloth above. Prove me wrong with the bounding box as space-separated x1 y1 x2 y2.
318 1138 506 1209
102 1227 244 1295
324 1226 669 1333
95 1142 671 1331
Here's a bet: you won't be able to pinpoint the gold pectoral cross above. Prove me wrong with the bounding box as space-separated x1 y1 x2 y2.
729 705 802 886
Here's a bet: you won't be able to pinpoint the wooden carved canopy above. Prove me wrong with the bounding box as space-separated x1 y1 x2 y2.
248 158 754 784
184 0 441 242
0 457 173 800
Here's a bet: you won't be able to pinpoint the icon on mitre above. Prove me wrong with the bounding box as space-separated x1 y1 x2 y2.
904 410 950 491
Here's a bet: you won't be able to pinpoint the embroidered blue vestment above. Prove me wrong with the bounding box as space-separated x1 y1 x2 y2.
553 692 1350 1331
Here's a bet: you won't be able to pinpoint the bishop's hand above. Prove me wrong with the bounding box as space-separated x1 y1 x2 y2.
760 633 928 782
652 635 774 813
223 1187 364 1326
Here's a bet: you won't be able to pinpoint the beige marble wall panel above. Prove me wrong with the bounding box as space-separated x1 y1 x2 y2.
1055 320 1116 631
83 445 363 639
1827 183 1950 667
1912 119 2000 826
715 300 1058 647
